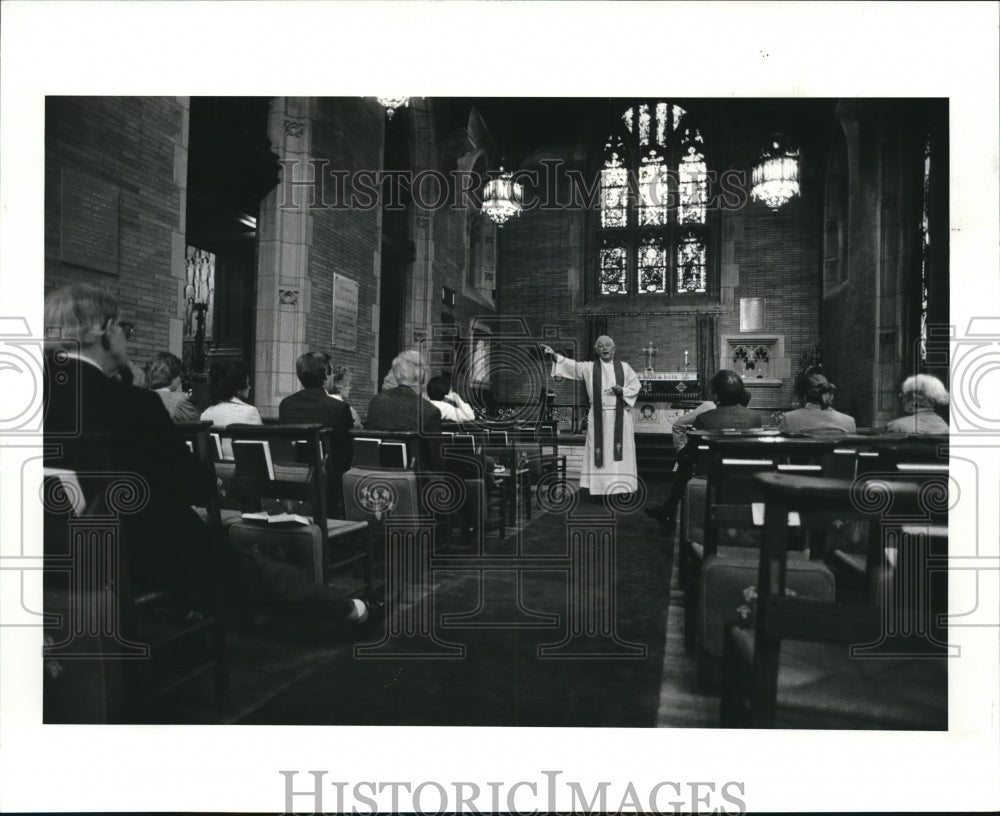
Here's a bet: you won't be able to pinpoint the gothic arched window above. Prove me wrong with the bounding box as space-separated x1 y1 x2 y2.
598 101 712 297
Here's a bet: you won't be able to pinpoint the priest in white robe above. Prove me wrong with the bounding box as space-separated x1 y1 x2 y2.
542 336 640 495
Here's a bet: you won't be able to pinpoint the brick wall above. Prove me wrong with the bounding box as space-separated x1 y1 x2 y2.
307 98 384 411
45 97 188 361
496 123 824 415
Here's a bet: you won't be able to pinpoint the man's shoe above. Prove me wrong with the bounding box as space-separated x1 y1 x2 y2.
356 598 385 626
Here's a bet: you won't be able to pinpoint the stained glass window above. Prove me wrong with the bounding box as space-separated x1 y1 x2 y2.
678 129 707 225
638 151 670 226
601 133 628 229
638 235 667 293
920 136 930 365
598 100 711 297
599 243 628 295
677 231 707 293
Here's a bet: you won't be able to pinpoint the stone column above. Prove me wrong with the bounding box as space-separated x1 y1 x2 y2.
254 98 317 417
169 97 190 357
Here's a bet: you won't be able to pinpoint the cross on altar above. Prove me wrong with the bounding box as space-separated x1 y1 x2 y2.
615 442 623 455
642 341 657 371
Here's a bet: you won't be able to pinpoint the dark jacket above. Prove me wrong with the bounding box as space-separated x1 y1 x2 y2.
43 354 216 594
693 404 762 432
365 385 443 472
278 387 354 477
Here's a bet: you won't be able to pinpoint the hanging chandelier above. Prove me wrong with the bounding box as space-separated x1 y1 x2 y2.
481 168 524 226
377 97 410 119
751 134 800 210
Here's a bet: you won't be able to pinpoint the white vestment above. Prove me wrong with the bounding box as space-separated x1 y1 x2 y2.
553 355 640 495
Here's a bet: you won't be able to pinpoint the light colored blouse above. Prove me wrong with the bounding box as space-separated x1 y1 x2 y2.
429 392 476 423
200 397 263 427
200 397 262 459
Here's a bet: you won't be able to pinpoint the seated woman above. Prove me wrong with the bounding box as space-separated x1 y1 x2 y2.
144 351 201 423
886 374 949 434
779 371 856 435
329 365 364 429
426 376 476 424
200 361 262 457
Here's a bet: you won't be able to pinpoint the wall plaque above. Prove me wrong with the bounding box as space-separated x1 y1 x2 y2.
740 297 765 332
332 273 359 350
60 169 120 274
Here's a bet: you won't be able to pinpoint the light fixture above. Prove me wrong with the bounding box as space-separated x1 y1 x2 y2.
481 167 524 226
751 133 800 210
377 97 410 119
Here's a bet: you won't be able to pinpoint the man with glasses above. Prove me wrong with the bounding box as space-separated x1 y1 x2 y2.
44 283 380 630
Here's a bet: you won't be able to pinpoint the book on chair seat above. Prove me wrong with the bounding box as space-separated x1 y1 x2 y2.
240 511 311 526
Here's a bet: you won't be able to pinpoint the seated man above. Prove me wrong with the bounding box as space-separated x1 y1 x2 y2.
886 373 950 435
426 376 476 424
279 352 354 515
646 370 759 525
693 370 762 433
671 399 717 451
43 283 378 628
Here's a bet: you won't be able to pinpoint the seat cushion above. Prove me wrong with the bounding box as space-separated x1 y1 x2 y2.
228 520 324 583
701 555 835 657
728 627 947 729
343 467 420 521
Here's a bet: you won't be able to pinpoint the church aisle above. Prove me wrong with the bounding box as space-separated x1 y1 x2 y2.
228 488 675 727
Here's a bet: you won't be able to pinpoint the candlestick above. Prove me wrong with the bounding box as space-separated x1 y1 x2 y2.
684 350 689 365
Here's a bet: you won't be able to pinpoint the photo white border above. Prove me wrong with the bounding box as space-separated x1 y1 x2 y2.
2 1 998 812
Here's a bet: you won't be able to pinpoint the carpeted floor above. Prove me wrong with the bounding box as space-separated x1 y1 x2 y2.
141 484 713 727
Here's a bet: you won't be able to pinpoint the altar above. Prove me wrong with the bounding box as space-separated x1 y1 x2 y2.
631 372 702 434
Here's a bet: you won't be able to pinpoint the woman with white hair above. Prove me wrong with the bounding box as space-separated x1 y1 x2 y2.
886 374 950 434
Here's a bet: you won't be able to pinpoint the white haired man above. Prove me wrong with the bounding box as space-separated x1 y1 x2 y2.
541 335 639 496
886 374 950 435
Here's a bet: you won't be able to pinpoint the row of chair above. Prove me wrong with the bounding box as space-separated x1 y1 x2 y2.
676 429 949 728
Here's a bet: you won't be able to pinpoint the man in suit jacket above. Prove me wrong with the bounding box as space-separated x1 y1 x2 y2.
43 283 377 625
365 349 444 472
646 370 759 525
279 352 354 513
693 370 762 432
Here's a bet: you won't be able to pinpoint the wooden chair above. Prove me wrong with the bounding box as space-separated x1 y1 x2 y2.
533 426 567 506
343 430 452 550
43 433 228 723
681 433 836 658
176 421 243 527
483 439 532 535
221 424 372 596
720 471 948 729
827 436 947 602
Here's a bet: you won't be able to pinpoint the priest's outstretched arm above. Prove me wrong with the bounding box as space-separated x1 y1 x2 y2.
541 345 587 381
